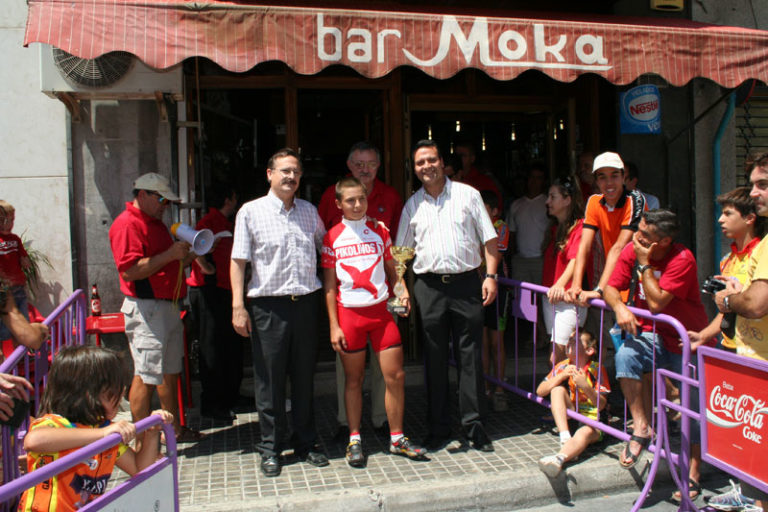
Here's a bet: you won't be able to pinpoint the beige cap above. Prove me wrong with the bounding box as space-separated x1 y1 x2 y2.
592 152 624 173
133 173 181 202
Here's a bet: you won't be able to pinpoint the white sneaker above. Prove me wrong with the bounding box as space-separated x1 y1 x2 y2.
707 479 759 511
538 454 564 478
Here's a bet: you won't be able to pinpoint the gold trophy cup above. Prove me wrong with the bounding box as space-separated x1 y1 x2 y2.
387 246 415 315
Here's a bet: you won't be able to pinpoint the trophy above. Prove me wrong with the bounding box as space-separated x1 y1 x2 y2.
387 246 415 315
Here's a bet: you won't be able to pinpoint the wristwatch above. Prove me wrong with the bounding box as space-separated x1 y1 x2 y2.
485 273 498 281
723 295 731 312
638 264 653 275
592 286 603 297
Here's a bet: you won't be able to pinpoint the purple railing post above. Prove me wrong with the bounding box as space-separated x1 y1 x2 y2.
0 290 87 510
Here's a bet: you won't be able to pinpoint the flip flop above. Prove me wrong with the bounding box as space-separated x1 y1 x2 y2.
619 433 651 468
671 478 701 503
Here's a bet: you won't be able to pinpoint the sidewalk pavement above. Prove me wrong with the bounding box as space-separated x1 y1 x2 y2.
123 362 679 512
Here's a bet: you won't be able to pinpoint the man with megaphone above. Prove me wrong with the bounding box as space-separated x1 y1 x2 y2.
109 172 206 446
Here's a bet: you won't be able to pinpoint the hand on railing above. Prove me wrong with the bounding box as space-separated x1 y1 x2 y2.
0 373 32 422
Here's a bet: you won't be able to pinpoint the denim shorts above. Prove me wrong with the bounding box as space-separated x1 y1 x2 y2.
0 286 28 341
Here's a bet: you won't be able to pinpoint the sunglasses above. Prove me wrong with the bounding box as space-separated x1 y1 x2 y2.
147 191 168 204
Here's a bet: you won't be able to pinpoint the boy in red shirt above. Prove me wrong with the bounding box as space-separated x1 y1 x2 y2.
0 200 31 341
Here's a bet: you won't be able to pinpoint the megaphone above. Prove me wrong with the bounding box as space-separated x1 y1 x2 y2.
170 223 214 255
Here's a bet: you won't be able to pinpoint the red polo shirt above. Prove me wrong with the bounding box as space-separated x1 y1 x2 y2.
317 178 403 239
109 202 186 300
186 207 234 290
457 167 502 208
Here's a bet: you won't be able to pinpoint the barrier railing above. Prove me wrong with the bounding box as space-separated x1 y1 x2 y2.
0 289 87 503
490 278 696 512
0 416 178 512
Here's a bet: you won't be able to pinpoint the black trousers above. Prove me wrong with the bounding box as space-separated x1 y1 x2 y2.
247 291 320 457
188 285 244 412
413 271 487 440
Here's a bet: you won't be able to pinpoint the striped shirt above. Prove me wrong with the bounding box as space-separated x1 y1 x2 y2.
231 190 326 297
395 179 498 274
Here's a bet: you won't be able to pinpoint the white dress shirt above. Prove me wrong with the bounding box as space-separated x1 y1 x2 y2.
231 190 326 297
395 179 498 274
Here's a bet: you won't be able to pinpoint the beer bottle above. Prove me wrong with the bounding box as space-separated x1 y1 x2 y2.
90 284 101 316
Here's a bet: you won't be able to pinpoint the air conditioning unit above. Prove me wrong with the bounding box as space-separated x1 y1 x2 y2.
39 44 183 99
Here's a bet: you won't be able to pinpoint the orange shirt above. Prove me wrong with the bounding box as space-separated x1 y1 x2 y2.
19 414 128 512
583 188 646 257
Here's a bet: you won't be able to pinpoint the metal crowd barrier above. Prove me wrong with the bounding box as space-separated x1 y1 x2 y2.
0 289 87 506
0 416 178 512
490 278 696 512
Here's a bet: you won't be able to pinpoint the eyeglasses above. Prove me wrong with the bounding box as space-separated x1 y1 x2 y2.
275 167 303 177
350 161 378 170
147 191 168 204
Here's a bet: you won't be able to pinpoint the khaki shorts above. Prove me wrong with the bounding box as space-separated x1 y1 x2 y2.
121 297 183 385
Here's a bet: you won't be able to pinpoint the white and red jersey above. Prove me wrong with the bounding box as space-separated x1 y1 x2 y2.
321 217 392 307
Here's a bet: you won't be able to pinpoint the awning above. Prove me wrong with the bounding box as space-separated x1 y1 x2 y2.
24 0 768 87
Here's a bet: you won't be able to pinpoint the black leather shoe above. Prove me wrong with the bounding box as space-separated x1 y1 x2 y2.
471 435 494 452
301 450 330 467
260 455 281 477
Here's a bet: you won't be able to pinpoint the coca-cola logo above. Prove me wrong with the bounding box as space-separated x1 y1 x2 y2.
708 381 768 444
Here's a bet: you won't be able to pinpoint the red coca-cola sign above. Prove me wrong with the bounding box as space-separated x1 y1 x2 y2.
701 348 768 485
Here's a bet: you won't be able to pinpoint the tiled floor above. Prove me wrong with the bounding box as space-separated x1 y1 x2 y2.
149 374 625 510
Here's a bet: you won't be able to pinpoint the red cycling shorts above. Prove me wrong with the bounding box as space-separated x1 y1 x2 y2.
338 301 402 353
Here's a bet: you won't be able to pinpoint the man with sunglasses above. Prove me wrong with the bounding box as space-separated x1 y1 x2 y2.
317 141 404 441
231 149 329 477
109 172 204 445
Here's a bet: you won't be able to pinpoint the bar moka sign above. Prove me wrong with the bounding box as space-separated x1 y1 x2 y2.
699 347 768 490
317 14 611 73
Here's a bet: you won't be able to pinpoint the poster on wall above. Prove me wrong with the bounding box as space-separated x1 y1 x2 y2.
619 84 661 134
699 346 768 492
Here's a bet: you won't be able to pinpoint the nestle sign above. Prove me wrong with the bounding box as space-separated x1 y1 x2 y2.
620 84 661 134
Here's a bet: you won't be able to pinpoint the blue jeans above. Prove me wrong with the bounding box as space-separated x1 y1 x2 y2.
615 331 700 442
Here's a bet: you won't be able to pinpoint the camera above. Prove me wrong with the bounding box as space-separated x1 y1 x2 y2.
701 276 726 295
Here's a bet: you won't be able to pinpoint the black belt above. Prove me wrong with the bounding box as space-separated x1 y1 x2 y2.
419 269 477 284
249 292 316 303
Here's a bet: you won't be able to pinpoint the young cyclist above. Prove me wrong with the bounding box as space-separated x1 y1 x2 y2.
322 176 427 468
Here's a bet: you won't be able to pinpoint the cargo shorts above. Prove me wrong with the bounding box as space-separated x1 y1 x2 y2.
121 296 183 385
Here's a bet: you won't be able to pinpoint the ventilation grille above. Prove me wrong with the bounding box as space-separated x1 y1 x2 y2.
52 48 133 88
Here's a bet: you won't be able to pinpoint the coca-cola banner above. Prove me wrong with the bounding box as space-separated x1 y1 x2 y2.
700 346 768 490
24 1 768 88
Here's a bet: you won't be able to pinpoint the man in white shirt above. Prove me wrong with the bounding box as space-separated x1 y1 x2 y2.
507 164 549 286
396 140 500 453
231 148 329 477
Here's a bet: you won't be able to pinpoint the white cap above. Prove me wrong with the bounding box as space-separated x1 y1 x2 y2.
133 173 181 202
592 152 624 174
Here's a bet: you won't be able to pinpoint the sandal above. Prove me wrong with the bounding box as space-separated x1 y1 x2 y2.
619 433 652 468
671 478 701 503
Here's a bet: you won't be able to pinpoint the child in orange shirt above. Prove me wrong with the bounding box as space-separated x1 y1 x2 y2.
18 346 172 511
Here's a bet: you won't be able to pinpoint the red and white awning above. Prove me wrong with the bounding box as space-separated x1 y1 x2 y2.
24 0 768 87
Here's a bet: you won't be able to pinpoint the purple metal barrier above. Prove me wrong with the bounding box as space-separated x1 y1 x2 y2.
0 289 87 504
492 278 695 512
0 416 178 512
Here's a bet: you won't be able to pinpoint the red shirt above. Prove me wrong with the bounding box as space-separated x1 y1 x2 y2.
186 208 234 290
0 233 27 285
607 242 710 354
457 167 502 209
109 202 186 300
317 178 403 239
542 220 592 289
